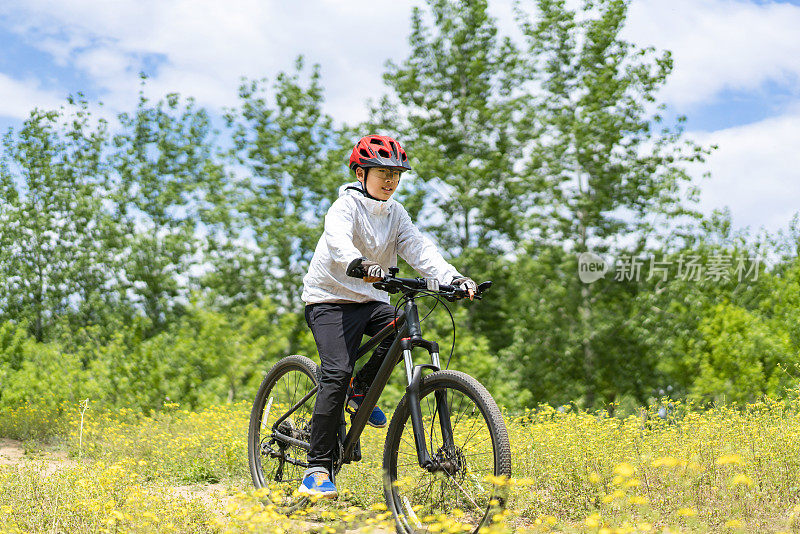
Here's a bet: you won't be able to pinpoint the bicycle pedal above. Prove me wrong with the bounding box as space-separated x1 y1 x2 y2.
343 438 362 464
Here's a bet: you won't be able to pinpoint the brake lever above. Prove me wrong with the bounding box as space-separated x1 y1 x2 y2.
372 277 399 294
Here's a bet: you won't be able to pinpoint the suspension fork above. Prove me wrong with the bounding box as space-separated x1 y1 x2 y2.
425 346 455 449
402 297 453 470
435 388 455 450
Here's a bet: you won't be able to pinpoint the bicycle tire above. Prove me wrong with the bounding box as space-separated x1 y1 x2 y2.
248 354 318 489
382 370 512 533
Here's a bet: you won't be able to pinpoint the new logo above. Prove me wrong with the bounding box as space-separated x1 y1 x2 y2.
578 252 607 284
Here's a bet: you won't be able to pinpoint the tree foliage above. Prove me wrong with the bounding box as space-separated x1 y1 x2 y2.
211 58 348 313
497 0 715 408
0 0 796 415
0 97 113 341
111 83 229 333
377 0 525 257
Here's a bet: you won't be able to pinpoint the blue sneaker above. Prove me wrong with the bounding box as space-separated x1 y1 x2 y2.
346 379 388 428
297 471 338 498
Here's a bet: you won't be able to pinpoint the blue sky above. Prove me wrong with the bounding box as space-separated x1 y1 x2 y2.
0 0 798 237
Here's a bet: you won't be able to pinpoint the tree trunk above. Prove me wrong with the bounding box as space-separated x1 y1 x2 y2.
34 253 44 342
576 193 595 408
580 282 595 409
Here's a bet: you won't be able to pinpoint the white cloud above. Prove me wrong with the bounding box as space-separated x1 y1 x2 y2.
625 0 800 108
690 107 800 233
0 0 535 125
2 0 798 238
0 0 420 124
73 46 130 83
3 0 800 119
0 73 63 119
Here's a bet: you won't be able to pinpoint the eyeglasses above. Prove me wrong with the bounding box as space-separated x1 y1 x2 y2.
371 168 402 182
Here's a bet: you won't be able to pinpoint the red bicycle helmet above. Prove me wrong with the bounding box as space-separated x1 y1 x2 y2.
348 135 411 172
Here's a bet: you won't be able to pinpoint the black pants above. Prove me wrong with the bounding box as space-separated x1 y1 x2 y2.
304 301 397 475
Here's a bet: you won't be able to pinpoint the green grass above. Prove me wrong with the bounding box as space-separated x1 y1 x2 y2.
2 397 800 532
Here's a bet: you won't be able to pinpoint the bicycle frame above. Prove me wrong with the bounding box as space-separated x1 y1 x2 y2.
269 292 454 473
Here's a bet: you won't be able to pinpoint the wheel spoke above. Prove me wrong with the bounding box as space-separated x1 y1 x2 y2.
388 374 509 532
249 358 318 490
442 472 482 512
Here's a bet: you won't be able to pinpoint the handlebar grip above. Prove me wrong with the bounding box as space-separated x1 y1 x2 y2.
346 257 368 279
447 280 491 294
450 280 491 300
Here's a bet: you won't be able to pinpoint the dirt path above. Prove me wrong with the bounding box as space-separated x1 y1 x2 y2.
0 438 25 465
0 438 75 474
0 439 393 532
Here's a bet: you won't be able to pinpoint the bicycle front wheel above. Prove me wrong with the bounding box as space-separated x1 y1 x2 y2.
248 354 318 489
383 370 512 533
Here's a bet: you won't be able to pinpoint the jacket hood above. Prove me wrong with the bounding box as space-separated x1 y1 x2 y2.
338 181 395 216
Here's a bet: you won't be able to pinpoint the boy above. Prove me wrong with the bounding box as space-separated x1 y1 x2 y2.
298 134 477 497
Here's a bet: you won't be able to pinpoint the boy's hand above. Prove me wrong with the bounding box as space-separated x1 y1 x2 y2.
361 260 385 283
452 276 477 300
346 257 384 282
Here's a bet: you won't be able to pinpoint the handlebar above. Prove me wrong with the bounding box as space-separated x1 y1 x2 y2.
375 276 492 301
345 258 491 301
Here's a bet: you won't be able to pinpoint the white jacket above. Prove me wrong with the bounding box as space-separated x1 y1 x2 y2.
301 182 463 305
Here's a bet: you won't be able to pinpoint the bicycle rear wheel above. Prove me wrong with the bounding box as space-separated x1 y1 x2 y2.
383 370 511 533
248 354 318 489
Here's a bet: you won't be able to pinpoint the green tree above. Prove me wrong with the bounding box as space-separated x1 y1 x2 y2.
83 297 310 410
623 210 785 404
111 84 229 333
211 57 348 315
688 302 792 403
373 0 529 382
0 98 114 341
376 0 524 258
502 0 712 408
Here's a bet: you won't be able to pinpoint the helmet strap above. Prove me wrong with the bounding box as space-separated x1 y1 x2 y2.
358 167 387 203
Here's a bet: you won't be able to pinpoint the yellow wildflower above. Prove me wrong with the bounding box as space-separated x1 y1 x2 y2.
716 454 742 465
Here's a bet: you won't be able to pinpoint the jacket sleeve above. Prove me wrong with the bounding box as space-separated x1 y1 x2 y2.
396 206 462 283
324 198 363 267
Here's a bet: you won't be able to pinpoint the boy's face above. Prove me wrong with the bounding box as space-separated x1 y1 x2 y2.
357 167 402 201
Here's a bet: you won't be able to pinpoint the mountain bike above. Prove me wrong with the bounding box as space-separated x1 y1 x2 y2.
247 267 512 533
